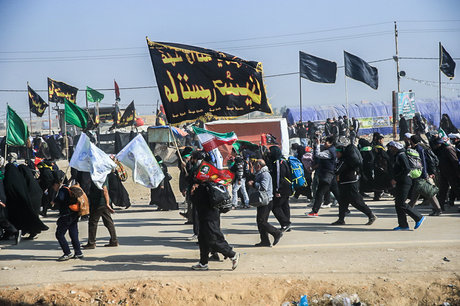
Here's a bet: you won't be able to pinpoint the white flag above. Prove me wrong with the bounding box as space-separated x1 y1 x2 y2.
69 133 117 189
116 134 164 188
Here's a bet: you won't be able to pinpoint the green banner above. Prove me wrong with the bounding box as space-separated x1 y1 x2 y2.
86 86 104 103
6 105 29 146
65 99 88 129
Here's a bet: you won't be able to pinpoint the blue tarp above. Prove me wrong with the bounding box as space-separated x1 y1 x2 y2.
283 99 460 135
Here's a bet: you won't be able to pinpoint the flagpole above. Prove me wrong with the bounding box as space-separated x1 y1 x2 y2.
439 42 442 126
28 82 33 135
48 102 51 135
299 72 303 123
344 76 350 129
64 102 69 161
4 103 8 162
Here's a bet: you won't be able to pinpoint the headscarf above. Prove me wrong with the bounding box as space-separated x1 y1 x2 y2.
388 141 404 150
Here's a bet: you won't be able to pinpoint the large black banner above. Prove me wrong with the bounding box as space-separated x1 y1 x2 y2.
146 39 272 124
440 44 456 79
28 85 48 117
299 51 337 83
344 51 378 90
48 77 78 104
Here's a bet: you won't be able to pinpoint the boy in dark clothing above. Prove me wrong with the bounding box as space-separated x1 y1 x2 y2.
387 141 425 230
269 146 292 232
51 181 83 261
331 145 377 225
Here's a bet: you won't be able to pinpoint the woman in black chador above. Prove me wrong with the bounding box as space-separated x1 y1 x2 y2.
150 156 178 211
4 163 48 239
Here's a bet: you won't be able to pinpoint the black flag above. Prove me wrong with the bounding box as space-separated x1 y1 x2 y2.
28 85 48 117
146 39 272 124
48 77 78 103
440 43 456 79
344 51 378 89
299 51 337 83
117 101 136 128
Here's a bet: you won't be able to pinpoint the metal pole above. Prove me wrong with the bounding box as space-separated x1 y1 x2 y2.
96 101 100 146
299 72 303 123
5 103 8 161
344 76 350 125
85 89 89 110
64 103 68 161
48 102 51 135
27 82 33 135
439 42 442 126
393 21 401 139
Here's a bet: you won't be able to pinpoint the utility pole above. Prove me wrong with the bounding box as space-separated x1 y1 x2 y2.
393 21 401 139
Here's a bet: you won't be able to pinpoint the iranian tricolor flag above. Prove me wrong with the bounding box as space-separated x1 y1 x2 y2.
193 126 237 152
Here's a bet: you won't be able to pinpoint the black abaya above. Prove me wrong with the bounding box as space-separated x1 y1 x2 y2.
108 172 131 208
18 165 43 215
4 164 48 235
150 164 178 210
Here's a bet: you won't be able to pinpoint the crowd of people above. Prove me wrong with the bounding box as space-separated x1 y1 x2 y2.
0 112 459 271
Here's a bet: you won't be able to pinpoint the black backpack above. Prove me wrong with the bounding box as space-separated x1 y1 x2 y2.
205 182 232 214
421 144 439 174
344 144 363 169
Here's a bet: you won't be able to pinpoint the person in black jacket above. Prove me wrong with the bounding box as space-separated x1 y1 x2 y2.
307 136 340 217
269 146 292 232
387 141 425 230
51 181 84 261
331 145 377 225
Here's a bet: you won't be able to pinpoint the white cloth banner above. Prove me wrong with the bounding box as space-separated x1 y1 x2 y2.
69 133 117 189
116 134 164 188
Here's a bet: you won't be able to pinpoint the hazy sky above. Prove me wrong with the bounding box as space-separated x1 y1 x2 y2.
0 0 459 120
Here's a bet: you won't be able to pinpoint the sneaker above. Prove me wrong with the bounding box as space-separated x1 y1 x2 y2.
57 254 73 262
187 234 198 241
331 219 345 225
331 201 338 207
365 215 378 226
273 232 283 246
15 230 22 245
281 225 292 232
104 242 119 247
82 243 96 250
393 226 410 231
414 216 426 230
321 203 331 208
191 263 208 271
72 253 84 259
179 212 188 219
306 212 318 217
231 253 240 270
254 242 271 247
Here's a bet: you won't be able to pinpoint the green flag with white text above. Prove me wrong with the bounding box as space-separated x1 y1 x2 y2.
65 99 88 129
86 86 104 103
6 105 29 146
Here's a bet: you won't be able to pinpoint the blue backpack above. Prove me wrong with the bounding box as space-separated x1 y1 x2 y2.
287 156 307 189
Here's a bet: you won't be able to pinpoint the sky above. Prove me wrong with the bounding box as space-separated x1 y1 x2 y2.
0 0 459 121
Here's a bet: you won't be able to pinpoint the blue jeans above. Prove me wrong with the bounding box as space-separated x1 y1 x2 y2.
56 214 82 256
232 178 249 206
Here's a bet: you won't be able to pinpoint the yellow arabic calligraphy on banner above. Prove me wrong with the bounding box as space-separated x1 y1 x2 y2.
28 91 47 115
147 39 271 124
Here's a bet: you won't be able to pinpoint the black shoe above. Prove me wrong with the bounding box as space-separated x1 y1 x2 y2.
281 225 292 232
429 210 441 216
209 253 221 261
331 219 345 225
82 243 95 250
345 210 351 215
184 221 193 225
254 242 271 247
104 242 119 247
273 232 283 246
72 253 84 259
365 215 378 225
179 212 188 218
373 197 380 201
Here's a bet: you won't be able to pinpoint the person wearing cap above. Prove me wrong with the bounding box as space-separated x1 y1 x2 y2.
403 133 414 149
399 114 409 141
431 136 460 211
331 144 377 225
387 141 425 230
408 135 442 216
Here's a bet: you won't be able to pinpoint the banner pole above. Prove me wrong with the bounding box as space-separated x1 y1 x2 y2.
299 72 302 123
439 42 442 126
5 103 8 162
64 103 68 161
48 102 51 135
344 76 350 128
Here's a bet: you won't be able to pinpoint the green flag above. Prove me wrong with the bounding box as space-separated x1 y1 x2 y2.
232 140 259 154
65 99 88 129
86 86 104 103
6 105 29 146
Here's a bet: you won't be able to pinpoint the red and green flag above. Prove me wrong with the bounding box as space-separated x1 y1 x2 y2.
192 126 237 152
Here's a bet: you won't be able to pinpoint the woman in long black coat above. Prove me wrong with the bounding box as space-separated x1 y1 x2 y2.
4 163 48 238
358 139 375 194
150 156 178 211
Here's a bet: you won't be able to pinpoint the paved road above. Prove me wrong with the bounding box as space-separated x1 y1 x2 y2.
1 198 459 287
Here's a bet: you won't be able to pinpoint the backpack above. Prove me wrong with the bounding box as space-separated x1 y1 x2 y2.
205 182 232 214
301 152 314 173
344 144 363 169
65 184 90 217
420 144 439 175
287 156 307 188
406 148 423 179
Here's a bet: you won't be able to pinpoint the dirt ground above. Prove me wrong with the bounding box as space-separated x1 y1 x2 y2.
0 163 459 305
